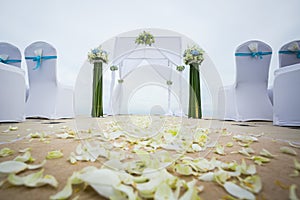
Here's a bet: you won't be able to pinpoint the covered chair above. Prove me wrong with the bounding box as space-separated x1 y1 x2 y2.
278 40 300 67
0 42 22 68
0 43 26 122
273 40 300 126
0 63 26 122
218 40 273 121
25 41 74 119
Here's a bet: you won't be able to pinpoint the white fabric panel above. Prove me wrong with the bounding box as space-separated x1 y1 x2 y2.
111 65 187 115
120 59 142 79
0 42 22 68
219 40 273 121
151 64 173 115
279 40 300 68
107 70 116 115
25 41 74 119
273 63 300 126
0 63 26 122
151 63 172 81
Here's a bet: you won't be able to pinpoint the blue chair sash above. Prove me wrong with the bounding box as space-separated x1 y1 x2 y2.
235 51 272 59
25 55 57 70
0 58 21 64
279 50 300 59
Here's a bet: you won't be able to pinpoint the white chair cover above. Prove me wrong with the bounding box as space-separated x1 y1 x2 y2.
25 41 74 119
0 42 22 68
268 40 300 105
279 40 300 68
218 40 273 121
273 45 300 126
0 63 26 122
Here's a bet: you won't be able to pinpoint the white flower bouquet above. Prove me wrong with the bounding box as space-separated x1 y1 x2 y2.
183 45 205 65
88 46 108 64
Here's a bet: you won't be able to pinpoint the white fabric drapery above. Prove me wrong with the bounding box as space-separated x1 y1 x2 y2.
108 36 185 116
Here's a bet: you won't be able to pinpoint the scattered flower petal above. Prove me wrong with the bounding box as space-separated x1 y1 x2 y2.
233 135 258 143
0 161 28 173
223 181 255 200
9 126 18 131
27 160 47 170
289 142 300 149
154 182 176 200
250 156 270 165
289 170 299 177
239 175 262 193
0 147 14 157
174 164 195 176
14 151 35 163
239 147 254 157
260 149 276 158
179 179 201 200
56 132 75 139
294 159 300 171
215 144 226 155
289 184 299 200
19 148 31 153
8 169 58 188
226 142 233 147
46 150 63 159
198 172 214 182
280 147 297 156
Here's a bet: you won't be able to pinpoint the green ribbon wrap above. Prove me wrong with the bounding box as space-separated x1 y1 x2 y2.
188 63 202 118
91 62 103 117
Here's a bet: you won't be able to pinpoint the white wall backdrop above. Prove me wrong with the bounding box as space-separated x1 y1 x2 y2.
1 0 300 115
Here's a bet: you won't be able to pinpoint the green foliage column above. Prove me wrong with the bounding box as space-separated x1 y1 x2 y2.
91 62 103 117
188 63 202 118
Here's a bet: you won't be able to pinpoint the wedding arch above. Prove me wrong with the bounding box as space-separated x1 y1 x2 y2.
108 36 188 116
74 28 223 119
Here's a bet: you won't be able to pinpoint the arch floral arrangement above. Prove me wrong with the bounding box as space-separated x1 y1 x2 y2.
183 45 205 119
87 46 109 117
135 31 155 46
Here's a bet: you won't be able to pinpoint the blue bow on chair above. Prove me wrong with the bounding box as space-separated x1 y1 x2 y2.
0 55 21 64
0 57 7 63
279 50 300 59
25 55 57 70
235 51 272 59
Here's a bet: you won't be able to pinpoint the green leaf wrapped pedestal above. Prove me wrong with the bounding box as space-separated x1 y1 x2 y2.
91 62 103 117
188 63 202 118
